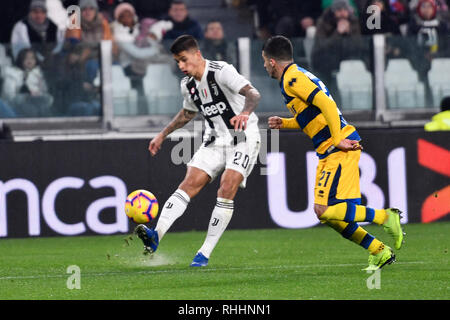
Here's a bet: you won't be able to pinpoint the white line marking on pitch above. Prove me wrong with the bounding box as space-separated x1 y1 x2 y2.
0 261 426 281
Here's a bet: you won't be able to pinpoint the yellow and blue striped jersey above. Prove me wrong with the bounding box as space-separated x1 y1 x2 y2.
279 63 360 158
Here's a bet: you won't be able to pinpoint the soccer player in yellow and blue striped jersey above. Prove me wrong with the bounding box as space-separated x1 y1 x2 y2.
262 36 405 270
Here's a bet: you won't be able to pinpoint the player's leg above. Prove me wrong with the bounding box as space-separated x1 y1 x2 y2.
191 139 260 266
315 150 404 250
191 169 242 266
156 166 211 240
318 202 387 224
318 202 404 249
313 151 395 269
316 203 396 270
136 166 210 253
137 143 225 254
316 203 385 255
323 217 396 271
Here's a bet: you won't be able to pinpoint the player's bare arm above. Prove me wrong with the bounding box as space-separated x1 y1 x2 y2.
148 109 197 156
230 84 261 131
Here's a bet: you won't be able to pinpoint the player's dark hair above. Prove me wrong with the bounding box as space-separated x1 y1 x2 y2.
170 35 199 54
262 35 293 62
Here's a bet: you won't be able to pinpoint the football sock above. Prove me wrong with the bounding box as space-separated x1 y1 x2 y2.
198 197 234 259
319 202 387 225
155 189 190 240
326 220 385 255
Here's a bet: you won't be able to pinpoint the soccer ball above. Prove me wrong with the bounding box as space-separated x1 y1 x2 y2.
125 189 159 224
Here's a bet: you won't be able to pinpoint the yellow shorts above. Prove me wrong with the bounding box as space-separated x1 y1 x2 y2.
314 150 362 206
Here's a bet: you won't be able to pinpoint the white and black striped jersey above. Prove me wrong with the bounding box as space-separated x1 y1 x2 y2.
181 60 260 146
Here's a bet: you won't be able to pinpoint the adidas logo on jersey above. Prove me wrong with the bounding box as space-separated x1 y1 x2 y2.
201 102 227 117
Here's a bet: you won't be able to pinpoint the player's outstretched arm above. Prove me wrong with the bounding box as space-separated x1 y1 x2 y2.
230 84 261 131
148 109 197 156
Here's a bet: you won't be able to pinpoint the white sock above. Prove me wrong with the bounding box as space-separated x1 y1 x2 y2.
198 197 234 259
155 189 190 240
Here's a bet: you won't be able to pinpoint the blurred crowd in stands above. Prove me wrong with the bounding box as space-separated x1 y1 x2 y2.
250 0 450 108
0 0 449 119
249 0 449 38
0 0 236 117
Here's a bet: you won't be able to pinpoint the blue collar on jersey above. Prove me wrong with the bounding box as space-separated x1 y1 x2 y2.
279 62 296 104
279 62 296 87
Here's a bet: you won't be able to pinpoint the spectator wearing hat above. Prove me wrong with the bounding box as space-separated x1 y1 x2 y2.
311 0 365 105
111 3 168 70
65 0 117 82
410 0 450 27
10 0 65 65
111 2 141 46
409 0 448 46
65 0 114 46
408 0 449 68
111 2 170 112
315 0 361 38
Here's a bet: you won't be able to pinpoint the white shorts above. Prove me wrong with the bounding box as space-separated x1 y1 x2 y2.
187 138 261 188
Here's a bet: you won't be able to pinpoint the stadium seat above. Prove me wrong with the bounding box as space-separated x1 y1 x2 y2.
336 60 373 110
111 65 138 115
250 76 283 112
303 37 315 68
143 63 182 115
428 58 450 108
384 58 425 108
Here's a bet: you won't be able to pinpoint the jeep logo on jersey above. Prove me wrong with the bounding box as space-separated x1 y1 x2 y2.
200 102 227 117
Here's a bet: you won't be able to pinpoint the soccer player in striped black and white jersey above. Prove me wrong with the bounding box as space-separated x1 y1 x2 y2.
135 35 261 267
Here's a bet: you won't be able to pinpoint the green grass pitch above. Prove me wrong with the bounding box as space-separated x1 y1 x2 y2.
0 222 449 300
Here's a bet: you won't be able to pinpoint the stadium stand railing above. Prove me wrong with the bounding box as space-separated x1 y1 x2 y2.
1 34 449 140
